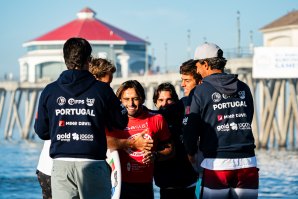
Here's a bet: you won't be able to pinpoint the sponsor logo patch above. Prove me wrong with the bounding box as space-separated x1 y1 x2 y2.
57 133 71 142
72 133 79 141
219 113 248 120
230 122 238 130
59 120 65 127
68 98 84 105
86 98 95 106
211 92 222 103
238 122 251 130
216 123 230 132
216 122 251 132
238 91 246 99
62 121 92 126
56 132 94 142
57 96 66 106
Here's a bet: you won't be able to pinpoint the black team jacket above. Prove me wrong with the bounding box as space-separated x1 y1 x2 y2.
154 100 198 188
34 70 128 160
183 73 256 159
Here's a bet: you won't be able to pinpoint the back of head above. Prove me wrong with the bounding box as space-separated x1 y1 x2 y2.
89 58 116 79
116 80 145 104
63 37 92 70
179 59 202 84
193 42 227 71
153 82 179 104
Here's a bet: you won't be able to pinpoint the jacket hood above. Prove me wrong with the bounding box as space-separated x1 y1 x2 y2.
203 73 239 95
57 70 97 96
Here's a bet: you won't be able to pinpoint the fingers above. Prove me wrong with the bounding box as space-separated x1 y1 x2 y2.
144 140 153 151
146 139 153 144
142 151 154 164
132 129 154 151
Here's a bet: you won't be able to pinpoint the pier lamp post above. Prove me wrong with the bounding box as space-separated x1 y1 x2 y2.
237 10 241 57
164 42 168 73
187 29 191 59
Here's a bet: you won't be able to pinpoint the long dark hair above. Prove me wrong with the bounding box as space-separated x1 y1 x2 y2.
153 82 179 104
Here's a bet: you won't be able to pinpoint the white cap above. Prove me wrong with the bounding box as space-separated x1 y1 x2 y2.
193 42 223 60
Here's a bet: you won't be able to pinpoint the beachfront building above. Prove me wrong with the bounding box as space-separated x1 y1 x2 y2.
252 10 298 79
226 10 298 74
19 7 150 83
260 10 298 47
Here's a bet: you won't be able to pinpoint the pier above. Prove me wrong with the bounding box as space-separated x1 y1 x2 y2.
0 68 297 150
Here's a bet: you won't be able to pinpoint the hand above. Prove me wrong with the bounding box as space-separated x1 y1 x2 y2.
131 129 153 152
142 151 154 165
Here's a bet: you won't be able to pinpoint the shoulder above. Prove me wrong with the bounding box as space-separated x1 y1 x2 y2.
147 110 163 120
90 80 110 90
43 81 58 91
40 81 59 99
145 110 166 126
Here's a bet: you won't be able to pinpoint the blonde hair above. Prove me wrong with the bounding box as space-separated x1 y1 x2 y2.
89 58 116 79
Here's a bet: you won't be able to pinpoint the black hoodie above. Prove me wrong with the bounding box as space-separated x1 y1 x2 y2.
183 73 255 158
34 70 128 160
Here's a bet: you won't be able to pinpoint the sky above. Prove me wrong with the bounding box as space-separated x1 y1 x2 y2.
1 0 297 79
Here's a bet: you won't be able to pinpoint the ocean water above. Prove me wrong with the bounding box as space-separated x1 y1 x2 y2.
0 141 298 199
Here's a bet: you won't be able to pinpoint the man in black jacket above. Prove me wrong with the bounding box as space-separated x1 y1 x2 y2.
34 37 128 199
153 83 198 199
183 42 258 199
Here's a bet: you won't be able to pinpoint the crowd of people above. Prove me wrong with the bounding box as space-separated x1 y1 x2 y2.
34 37 259 199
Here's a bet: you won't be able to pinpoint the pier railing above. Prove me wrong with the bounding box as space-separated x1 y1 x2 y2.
0 71 297 150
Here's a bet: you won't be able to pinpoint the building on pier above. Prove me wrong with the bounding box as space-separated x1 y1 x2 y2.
226 10 298 74
19 7 151 83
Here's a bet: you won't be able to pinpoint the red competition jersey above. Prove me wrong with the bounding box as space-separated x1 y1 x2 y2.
107 110 171 183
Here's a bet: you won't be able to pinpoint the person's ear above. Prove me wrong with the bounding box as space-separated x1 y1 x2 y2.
203 61 210 70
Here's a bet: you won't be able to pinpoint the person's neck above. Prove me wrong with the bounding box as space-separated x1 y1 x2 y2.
209 69 222 76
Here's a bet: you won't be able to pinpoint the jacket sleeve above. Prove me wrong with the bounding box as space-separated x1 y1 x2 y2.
34 91 50 140
106 88 128 130
182 88 201 156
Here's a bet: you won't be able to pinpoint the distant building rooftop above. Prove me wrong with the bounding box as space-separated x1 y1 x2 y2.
27 7 146 45
261 10 298 30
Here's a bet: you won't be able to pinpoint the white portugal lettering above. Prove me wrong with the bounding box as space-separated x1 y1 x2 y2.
55 108 95 116
213 101 247 110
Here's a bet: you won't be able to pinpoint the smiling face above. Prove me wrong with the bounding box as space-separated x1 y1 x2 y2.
155 90 174 109
181 74 197 96
120 88 143 117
